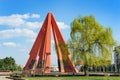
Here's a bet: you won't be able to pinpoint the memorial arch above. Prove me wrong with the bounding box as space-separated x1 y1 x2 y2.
23 13 77 74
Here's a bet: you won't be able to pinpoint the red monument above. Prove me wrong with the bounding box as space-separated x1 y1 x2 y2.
23 13 77 74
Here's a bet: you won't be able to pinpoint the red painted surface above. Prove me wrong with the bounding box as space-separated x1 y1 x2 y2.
23 13 77 74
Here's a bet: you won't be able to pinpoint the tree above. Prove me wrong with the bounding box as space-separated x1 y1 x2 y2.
114 46 120 72
0 59 4 70
3 57 16 71
0 57 22 71
69 15 116 75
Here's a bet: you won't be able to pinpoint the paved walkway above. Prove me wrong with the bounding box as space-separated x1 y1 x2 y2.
0 76 12 80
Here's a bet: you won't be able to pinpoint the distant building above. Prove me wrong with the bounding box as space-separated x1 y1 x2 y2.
114 46 120 72
50 66 59 72
114 51 120 65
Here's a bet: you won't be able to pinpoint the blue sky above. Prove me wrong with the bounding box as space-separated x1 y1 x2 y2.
0 0 120 66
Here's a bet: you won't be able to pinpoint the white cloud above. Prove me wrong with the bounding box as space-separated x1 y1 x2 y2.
0 28 36 39
0 13 41 28
28 21 69 29
0 15 25 27
57 22 69 29
31 14 40 18
25 22 42 29
26 38 36 43
19 48 27 52
0 13 69 29
10 14 30 19
0 45 1 47
2 42 16 47
0 13 69 40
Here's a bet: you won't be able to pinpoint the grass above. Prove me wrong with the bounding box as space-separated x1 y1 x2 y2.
25 76 120 80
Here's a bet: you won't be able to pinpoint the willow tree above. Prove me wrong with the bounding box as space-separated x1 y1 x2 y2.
69 15 116 75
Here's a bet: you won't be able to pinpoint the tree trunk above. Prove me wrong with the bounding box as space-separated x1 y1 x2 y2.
84 65 89 76
103 66 105 72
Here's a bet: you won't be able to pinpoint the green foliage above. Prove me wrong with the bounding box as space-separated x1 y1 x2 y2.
54 41 69 61
69 15 116 67
115 46 120 57
10 73 23 78
59 42 69 60
0 57 22 71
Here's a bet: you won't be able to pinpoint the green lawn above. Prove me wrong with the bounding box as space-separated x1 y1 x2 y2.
25 76 120 80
